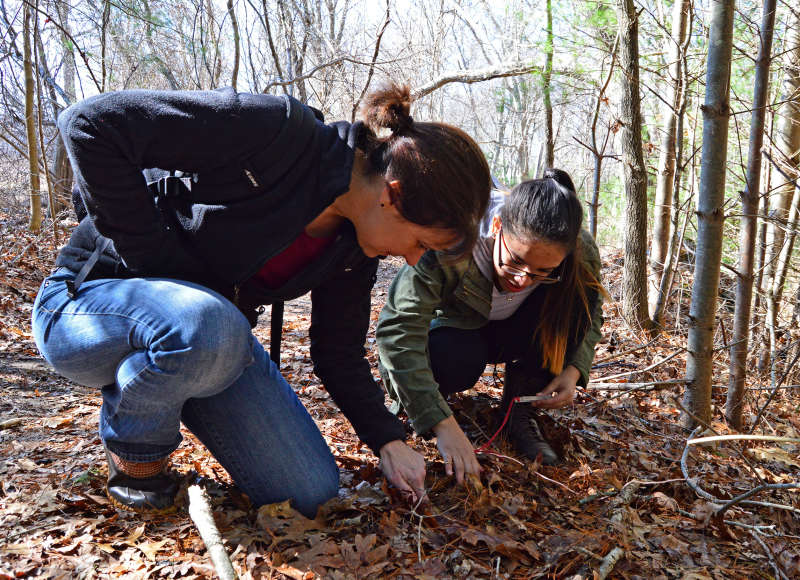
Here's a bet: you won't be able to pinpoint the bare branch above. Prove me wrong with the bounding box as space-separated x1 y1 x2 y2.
411 62 541 101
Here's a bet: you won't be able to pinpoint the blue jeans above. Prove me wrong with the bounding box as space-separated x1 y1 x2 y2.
32 269 338 517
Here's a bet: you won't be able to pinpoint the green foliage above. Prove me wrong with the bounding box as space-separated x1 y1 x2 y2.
584 1 617 32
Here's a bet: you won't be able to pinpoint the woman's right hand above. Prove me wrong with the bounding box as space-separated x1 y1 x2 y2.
379 440 428 504
432 415 481 484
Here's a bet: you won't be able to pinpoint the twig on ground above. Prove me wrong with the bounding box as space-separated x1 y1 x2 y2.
715 483 800 516
733 499 800 515
592 338 661 365
681 427 718 502
409 494 427 562
687 434 800 446
681 428 799 516
531 469 578 495
479 450 525 466
586 379 688 391
592 349 684 382
187 484 238 580
586 379 688 406
749 529 792 580
675 399 768 486
677 508 776 532
594 547 625 580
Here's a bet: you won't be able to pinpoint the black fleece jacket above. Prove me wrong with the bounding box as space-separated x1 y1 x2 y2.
54 88 406 454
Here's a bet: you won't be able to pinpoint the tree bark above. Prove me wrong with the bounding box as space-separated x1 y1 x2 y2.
652 11 692 328
763 8 800 294
542 0 554 168
57 1 75 102
100 0 110 91
650 0 690 314
616 0 652 330
227 0 240 90
768 7 800 307
684 0 735 428
24 2 42 234
726 0 777 430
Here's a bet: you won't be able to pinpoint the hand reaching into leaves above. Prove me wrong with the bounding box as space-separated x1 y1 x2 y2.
432 415 481 484
379 439 427 503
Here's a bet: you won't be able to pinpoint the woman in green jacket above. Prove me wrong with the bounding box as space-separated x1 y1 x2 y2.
376 169 603 483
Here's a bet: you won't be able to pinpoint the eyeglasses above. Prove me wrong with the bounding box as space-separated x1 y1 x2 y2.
497 229 563 285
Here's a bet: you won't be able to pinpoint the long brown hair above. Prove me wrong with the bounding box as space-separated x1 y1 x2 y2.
359 83 491 258
500 169 605 375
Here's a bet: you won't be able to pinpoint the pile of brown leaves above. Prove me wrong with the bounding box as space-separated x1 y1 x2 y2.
1 217 798 579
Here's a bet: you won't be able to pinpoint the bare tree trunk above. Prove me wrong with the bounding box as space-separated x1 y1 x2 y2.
55 3 75 101
260 0 286 93
652 14 692 328
616 0 652 330
753 106 774 316
32 10 55 236
33 13 69 216
589 156 602 237
584 37 618 238
769 7 800 304
227 0 240 90
683 0 735 428
650 0 690 314
52 5 74 212
727 0 777 430
24 2 42 233
542 0 554 168
100 0 110 91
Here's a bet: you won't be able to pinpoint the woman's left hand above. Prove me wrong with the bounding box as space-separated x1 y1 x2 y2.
531 365 581 409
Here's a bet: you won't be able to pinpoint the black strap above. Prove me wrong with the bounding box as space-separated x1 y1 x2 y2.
65 238 112 299
270 301 285 365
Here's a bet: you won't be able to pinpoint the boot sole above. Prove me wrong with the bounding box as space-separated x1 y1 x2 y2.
107 490 177 515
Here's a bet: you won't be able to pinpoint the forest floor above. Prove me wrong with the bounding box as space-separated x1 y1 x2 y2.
1 210 799 579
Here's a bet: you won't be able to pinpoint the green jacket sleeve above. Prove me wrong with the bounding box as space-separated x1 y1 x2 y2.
376 252 455 436
566 230 604 386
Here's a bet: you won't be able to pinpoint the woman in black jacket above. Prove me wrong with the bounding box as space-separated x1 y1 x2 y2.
32 84 491 516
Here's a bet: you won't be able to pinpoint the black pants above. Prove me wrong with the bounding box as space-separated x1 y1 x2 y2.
429 287 560 400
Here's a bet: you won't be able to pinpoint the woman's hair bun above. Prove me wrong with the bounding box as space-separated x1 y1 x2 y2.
543 167 576 193
362 83 414 134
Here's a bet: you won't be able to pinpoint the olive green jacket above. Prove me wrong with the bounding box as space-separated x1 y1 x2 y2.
376 229 604 436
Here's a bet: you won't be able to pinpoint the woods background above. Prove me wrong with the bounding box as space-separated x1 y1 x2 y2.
1 0 800 578
5 0 800 430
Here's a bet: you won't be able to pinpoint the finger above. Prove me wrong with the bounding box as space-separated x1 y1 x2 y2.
387 469 415 496
467 452 482 475
537 383 558 397
443 454 453 476
411 482 427 504
453 455 465 485
408 468 427 504
537 396 562 409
